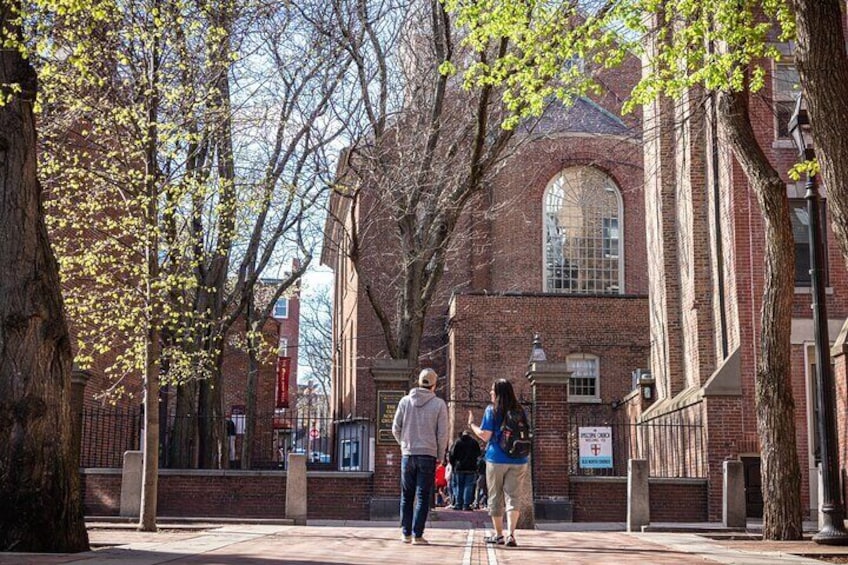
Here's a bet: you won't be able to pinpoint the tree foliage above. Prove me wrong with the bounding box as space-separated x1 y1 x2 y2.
36 0 345 477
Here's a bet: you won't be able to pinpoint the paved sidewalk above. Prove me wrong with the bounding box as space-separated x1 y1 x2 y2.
2 520 847 565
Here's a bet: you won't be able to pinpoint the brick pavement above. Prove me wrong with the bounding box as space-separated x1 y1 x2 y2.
3 520 847 565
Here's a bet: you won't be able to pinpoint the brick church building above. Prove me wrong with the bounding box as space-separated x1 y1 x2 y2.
322 35 848 521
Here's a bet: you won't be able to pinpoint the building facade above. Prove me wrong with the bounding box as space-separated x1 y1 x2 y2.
323 29 848 523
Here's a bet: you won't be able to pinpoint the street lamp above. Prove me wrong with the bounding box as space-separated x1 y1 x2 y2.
788 94 848 544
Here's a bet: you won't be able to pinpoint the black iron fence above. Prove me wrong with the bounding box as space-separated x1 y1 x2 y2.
80 407 142 468
567 412 706 478
80 406 372 471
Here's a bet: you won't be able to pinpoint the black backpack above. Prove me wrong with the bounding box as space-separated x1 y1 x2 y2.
498 408 531 459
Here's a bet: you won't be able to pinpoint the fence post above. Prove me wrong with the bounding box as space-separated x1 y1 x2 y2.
527 361 572 524
286 452 307 524
722 459 746 528
627 458 649 531
119 450 143 517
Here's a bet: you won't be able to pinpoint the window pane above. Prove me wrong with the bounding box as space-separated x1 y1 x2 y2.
774 64 800 101
567 355 598 399
545 167 621 294
774 63 800 138
274 298 289 318
790 199 828 286
776 101 794 139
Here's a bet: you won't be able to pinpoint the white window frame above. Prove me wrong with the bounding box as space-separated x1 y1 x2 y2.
567 353 601 403
273 298 289 319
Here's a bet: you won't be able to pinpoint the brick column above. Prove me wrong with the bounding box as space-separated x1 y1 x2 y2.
369 359 413 519
527 361 572 520
831 319 848 489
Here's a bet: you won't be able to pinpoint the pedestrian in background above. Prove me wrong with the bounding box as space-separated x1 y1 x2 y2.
475 455 488 510
468 378 530 548
434 459 448 506
448 431 481 510
392 368 448 545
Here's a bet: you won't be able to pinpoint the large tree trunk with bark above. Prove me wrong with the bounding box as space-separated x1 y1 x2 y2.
716 89 803 540
791 0 848 270
198 347 225 469
0 3 90 552
169 381 198 468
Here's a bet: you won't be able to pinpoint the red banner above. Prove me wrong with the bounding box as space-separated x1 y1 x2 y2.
276 357 291 409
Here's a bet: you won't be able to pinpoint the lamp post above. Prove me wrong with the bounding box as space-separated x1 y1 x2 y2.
788 94 848 544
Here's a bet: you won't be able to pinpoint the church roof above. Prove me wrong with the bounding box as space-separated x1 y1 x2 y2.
524 96 636 138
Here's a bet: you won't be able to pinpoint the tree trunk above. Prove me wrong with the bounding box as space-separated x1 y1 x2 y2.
138 11 161 530
241 308 259 469
716 89 803 540
791 0 848 271
195 4 234 468
169 380 198 468
198 348 225 469
0 2 89 552
139 332 161 531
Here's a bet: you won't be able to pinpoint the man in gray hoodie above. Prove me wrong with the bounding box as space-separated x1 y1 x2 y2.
392 368 449 545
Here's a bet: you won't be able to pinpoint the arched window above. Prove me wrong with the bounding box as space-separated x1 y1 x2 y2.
544 167 623 294
567 353 600 402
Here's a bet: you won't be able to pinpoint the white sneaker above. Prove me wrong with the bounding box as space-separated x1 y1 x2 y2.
401 534 412 543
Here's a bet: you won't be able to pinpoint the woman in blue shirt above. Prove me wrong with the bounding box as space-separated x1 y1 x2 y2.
467 378 529 548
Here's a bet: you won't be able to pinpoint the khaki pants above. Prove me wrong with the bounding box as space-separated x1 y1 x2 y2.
485 461 528 517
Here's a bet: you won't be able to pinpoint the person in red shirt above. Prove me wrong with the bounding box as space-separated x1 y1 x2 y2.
434 460 448 506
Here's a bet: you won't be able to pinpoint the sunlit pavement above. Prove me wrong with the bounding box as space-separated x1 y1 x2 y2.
2 517 847 564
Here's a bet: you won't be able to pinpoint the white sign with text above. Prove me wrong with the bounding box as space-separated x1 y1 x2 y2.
578 426 613 469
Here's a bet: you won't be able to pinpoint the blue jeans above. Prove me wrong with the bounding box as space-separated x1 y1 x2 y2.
455 472 476 509
450 472 458 507
400 455 436 538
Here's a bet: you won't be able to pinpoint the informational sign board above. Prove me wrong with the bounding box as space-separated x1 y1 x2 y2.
578 426 613 469
376 390 405 444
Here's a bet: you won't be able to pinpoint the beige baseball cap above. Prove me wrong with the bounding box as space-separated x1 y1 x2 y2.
418 369 437 388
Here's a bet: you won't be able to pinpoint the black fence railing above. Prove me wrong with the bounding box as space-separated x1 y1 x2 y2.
568 412 706 478
80 407 142 468
81 407 372 471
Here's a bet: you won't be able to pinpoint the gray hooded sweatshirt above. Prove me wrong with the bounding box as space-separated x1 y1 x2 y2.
392 387 449 458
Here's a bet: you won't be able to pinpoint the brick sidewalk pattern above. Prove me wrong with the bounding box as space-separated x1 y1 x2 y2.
2 521 846 565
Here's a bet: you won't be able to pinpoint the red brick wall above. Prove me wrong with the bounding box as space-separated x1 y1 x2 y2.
450 293 650 408
81 470 371 520
569 477 707 522
651 480 709 522
570 478 627 522
81 470 122 515
158 473 287 518
307 474 372 520
487 136 646 297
